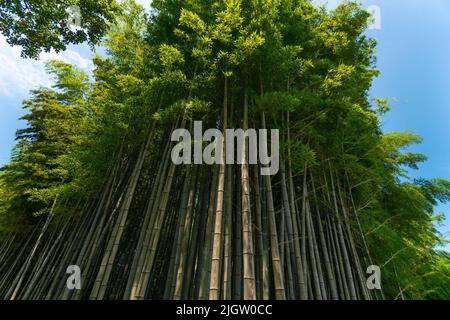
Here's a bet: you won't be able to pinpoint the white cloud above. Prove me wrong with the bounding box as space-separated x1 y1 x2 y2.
0 35 94 102
133 0 152 11
0 1 153 105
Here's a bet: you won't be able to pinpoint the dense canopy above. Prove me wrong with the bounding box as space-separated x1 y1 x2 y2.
0 0 448 300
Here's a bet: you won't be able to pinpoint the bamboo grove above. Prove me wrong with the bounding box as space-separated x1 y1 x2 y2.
0 0 449 300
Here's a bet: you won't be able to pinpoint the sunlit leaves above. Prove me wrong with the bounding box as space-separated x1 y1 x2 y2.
0 0 120 58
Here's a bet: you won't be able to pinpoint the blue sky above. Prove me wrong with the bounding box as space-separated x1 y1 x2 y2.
319 0 450 251
0 0 449 250
367 0 450 251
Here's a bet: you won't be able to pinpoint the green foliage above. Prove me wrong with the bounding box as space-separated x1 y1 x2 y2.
0 61 89 223
0 0 448 299
0 0 121 58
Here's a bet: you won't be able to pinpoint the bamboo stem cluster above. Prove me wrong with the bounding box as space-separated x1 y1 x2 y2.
0 102 380 300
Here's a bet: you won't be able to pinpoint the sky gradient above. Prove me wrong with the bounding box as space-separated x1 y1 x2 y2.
364 0 450 251
0 0 449 250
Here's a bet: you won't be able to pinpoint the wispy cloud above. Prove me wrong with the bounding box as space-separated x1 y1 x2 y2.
0 35 94 103
0 1 153 103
